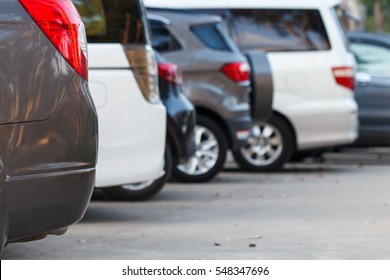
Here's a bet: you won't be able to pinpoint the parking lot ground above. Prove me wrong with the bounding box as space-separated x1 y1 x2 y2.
2 149 390 260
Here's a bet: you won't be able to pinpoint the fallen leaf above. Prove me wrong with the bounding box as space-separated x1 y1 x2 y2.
243 235 263 240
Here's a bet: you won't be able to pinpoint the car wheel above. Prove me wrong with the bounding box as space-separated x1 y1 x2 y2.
232 114 294 171
103 145 172 201
172 115 227 182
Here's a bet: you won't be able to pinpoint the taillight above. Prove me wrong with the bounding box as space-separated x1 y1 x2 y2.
158 63 183 85
220 62 250 83
19 0 88 81
332 67 355 91
124 45 160 104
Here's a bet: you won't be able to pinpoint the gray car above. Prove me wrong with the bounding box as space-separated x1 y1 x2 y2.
0 0 98 254
348 31 390 146
148 10 272 182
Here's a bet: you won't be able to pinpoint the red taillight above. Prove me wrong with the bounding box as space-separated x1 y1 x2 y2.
332 67 355 91
158 63 183 85
220 62 250 83
19 0 88 80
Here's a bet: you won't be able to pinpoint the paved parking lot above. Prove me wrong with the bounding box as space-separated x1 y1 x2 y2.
2 149 390 260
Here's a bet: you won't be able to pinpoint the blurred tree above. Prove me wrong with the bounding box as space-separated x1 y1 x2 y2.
73 0 107 36
343 0 363 30
360 0 390 32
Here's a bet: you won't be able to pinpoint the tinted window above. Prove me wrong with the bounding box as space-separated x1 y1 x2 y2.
73 0 149 44
191 23 234 52
150 20 181 52
351 42 390 74
230 9 331 52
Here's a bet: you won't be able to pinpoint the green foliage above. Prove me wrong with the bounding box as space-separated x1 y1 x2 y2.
360 0 390 5
360 0 390 32
73 0 107 36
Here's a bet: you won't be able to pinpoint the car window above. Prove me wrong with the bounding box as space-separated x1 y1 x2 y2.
330 5 351 52
230 9 331 52
351 42 390 74
73 0 149 44
149 20 181 52
191 23 234 52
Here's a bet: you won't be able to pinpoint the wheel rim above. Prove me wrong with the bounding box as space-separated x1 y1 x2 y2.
177 125 219 176
240 123 283 167
121 180 154 191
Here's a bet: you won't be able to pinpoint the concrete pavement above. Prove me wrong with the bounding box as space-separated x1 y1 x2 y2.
2 160 390 260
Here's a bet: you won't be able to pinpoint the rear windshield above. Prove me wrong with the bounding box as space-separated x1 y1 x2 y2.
351 42 390 74
73 0 150 44
191 23 235 52
230 9 331 52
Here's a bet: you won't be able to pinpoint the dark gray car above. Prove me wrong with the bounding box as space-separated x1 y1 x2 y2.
348 32 390 146
148 10 268 182
0 0 98 254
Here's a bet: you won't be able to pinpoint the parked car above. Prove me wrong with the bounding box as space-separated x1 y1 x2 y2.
0 0 98 254
155 52 196 172
146 0 359 171
103 52 196 201
348 32 390 146
73 0 167 199
148 10 271 182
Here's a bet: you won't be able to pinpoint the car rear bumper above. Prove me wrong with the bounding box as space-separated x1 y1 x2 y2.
95 103 166 187
0 189 7 253
226 115 253 151
295 100 359 150
165 88 196 164
356 126 390 146
5 168 95 243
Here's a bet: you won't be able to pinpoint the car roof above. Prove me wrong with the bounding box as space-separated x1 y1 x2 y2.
145 0 341 9
148 10 222 26
348 31 390 45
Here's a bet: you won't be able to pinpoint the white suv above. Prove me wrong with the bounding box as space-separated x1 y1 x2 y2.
146 0 359 171
74 0 166 193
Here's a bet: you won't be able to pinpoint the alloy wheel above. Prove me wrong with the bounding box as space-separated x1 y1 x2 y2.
240 123 283 166
177 125 219 175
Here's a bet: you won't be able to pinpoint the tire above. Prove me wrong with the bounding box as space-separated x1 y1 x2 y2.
172 115 228 183
103 145 172 201
233 114 294 171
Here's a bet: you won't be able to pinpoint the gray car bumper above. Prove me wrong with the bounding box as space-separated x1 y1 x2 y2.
5 168 95 243
226 115 252 151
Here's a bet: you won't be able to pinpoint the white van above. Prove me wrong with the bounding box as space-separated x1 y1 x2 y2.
74 0 166 195
146 0 359 171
